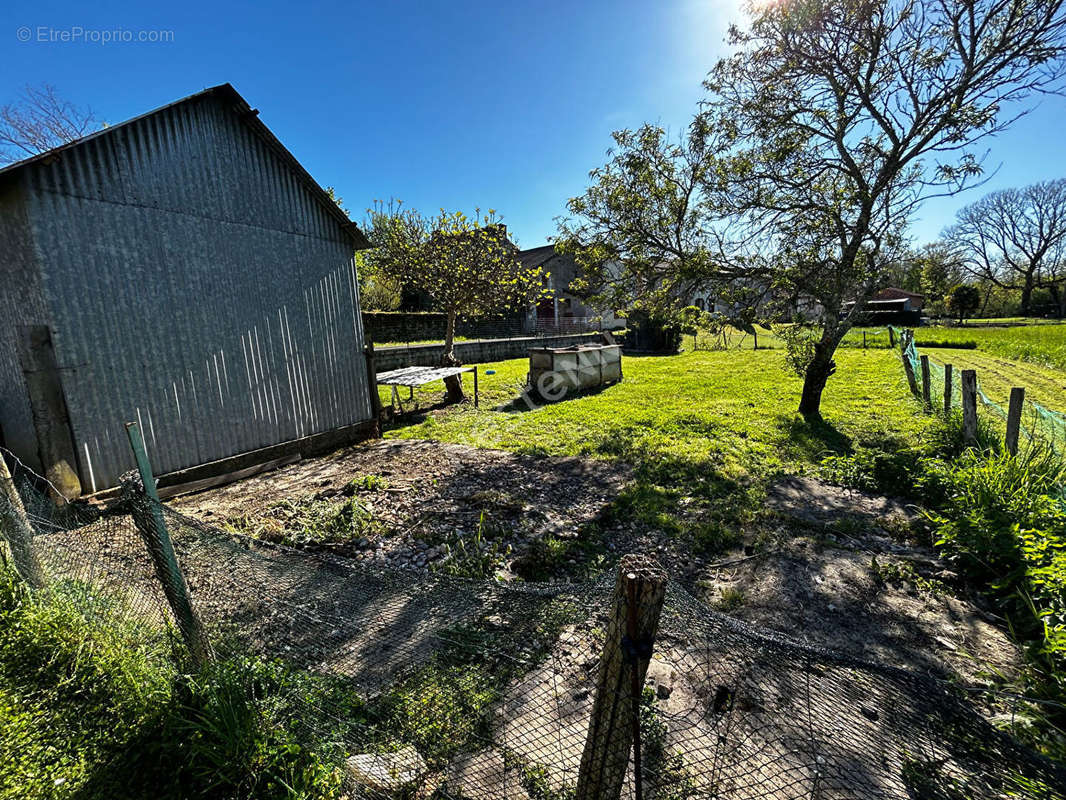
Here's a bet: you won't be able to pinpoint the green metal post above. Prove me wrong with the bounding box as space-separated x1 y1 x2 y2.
124 422 211 668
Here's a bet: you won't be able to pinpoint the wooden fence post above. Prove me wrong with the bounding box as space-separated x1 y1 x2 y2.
920 355 931 407
863 330 867 349
961 370 978 445
576 555 667 800
1006 387 1026 456
943 364 953 416
123 422 211 669
0 455 45 589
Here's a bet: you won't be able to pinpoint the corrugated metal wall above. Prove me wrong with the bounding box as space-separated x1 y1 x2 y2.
17 92 373 490
0 182 52 472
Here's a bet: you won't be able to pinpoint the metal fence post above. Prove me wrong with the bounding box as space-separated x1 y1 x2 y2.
1006 387 1026 456
0 455 45 589
961 370 978 445
123 422 211 668
943 363 953 416
575 555 666 800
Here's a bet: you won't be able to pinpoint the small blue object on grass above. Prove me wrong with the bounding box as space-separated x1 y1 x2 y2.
485 370 496 375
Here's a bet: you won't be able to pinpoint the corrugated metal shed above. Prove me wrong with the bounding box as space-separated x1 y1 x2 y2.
0 84 375 491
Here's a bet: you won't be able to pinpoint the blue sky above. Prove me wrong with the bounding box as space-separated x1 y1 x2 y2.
3 0 1062 249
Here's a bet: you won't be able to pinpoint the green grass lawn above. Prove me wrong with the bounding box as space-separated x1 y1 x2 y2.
917 322 1066 372
381 347 936 563
684 325 893 352
383 348 933 479
919 348 1066 412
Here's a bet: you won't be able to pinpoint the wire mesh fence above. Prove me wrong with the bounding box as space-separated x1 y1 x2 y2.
2 453 1065 799
895 325 1066 460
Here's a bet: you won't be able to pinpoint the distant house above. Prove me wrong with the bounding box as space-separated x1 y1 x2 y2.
0 84 376 494
843 287 926 325
688 279 823 320
516 245 624 331
869 287 926 311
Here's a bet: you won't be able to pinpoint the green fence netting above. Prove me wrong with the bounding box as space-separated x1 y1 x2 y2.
891 325 1066 496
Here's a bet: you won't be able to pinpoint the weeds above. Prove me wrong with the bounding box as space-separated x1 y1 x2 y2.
0 568 346 800
715 586 746 611
434 511 512 579
367 662 497 766
639 686 698 800
870 556 949 598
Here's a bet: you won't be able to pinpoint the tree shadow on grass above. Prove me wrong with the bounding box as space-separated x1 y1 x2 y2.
778 415 854 462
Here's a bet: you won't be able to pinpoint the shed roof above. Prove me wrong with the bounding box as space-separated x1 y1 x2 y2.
0 83 370 249
873 287 925 303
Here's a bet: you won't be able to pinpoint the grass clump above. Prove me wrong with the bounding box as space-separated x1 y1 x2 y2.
0 568 349 800
366 662 496 767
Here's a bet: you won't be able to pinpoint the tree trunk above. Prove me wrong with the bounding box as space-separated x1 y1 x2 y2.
442 310 464 402
1020 278 1035 316
797 336 839 420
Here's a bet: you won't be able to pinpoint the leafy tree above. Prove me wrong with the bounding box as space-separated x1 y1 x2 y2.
555 122 731 317
944 179 1066 317
560 0 1066 418
917 242 965 317
0 85 97 164
946 284 981 323
365 202 547 399
701 0 1066 418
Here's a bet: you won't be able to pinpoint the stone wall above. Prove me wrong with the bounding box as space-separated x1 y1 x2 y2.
374 333 608 372
363 312 532 344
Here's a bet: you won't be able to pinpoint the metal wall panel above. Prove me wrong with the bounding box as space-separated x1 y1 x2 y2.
18 93 372 490
0 183 52 472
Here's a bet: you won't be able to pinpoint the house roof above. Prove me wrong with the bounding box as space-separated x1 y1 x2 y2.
873 287 925 302
0 83 370 249
517 244 568 271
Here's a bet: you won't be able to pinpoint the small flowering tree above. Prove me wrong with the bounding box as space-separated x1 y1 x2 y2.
365 202 548 399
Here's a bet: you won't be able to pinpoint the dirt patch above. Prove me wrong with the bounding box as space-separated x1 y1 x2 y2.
172 451 1019 689
700 475 1021 685
170 438 632 576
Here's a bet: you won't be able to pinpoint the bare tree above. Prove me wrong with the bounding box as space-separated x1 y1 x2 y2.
0 85 97 165
945 179 1066 317
700 0 1066 417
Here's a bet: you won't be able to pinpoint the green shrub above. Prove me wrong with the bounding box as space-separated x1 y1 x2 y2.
928 446 1066 652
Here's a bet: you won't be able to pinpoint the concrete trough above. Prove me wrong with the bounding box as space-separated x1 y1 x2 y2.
528 343 622 399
